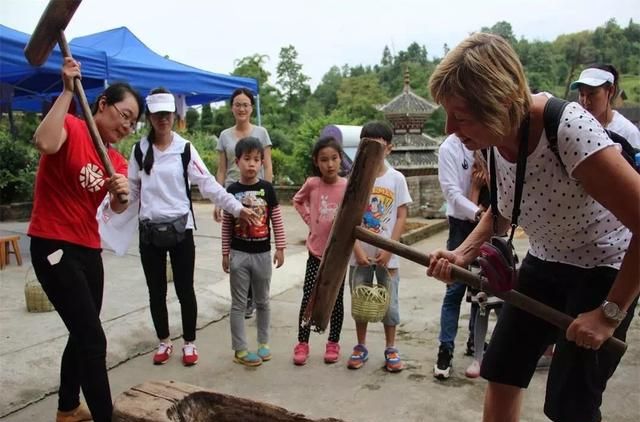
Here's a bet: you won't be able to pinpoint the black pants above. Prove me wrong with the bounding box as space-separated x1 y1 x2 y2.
481 253 637 422
297 254 345 343
139 230 197 342
30 236 112 422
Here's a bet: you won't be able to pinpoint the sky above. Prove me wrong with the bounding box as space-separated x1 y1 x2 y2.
2 0 639 90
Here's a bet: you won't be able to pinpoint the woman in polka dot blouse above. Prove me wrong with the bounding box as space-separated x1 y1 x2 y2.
426 33 639 422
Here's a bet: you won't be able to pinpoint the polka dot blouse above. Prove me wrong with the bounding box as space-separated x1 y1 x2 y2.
493 101 630 269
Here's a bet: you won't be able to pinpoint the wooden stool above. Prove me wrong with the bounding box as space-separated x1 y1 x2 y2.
0 235 22 269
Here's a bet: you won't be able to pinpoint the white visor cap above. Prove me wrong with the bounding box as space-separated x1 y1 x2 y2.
570 68 614 90
146 93 176 113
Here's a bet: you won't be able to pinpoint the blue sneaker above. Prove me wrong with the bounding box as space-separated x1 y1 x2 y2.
384 347 403 373
347 344 368 369
234 350 262 367
257 344 271 361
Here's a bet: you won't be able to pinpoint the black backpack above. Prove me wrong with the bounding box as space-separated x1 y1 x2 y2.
134 141 196 228
543 97 640 173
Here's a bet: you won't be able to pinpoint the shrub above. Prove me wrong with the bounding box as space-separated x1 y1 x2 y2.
0 125 38 203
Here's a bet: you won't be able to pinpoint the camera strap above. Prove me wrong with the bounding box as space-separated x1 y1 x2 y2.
489 114 530 245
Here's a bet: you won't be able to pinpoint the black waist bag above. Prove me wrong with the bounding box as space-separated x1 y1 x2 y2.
140 214 188 248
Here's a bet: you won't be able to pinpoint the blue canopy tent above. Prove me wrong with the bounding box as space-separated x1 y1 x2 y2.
0 24 108 112
1 25 259 119
69 27 259 113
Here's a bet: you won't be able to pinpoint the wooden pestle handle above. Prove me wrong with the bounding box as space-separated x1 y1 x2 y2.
58 30 128 204
353 226 627 359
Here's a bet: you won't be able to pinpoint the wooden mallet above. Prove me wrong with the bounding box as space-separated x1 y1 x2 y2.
303 138 627 358
24 0 128 204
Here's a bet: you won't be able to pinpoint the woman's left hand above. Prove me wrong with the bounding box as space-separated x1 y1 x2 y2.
566 307 617 350
238 207 260 226
106 174 129 197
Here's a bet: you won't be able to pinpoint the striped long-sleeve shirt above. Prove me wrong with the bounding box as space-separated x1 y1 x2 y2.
221 179 286 255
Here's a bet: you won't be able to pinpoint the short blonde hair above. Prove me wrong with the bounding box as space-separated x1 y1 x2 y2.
429 33 531 138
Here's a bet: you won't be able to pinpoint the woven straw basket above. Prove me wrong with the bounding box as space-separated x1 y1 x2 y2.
351 284 390 323
24 266 55 313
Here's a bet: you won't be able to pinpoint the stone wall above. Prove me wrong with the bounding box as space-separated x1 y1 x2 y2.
405 175 445 218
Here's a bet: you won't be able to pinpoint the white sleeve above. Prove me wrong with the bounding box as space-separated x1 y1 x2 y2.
438 142 478 220
127 143 141 206
187 144 243 217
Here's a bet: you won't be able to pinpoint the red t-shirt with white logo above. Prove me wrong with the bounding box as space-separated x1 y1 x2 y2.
28 114 128 249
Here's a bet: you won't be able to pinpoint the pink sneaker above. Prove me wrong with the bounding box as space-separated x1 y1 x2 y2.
324 341 340 364
465 359 481 378
293 342 310 366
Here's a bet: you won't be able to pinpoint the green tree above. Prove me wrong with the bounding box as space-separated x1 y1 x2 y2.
481 21 517 46
403 42 429 65
0 123 38 203
312 66 343 114
185 107 200 132
334 73 388 123
423 107 446 138
200 103 214 132
232 54 271 87
276 45 311 112
381 45 393 66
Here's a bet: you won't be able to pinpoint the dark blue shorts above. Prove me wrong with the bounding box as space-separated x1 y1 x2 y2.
480 253 637 422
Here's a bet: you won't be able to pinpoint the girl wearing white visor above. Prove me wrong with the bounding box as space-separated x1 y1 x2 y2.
571 64 640 148
129 88 258 367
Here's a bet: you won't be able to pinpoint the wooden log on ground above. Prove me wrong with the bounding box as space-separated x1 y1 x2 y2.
113 380 345 422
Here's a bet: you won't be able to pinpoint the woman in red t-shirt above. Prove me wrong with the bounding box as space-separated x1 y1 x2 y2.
28 57 142 422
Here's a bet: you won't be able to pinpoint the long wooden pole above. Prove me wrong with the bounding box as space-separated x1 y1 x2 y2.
353 226 627 358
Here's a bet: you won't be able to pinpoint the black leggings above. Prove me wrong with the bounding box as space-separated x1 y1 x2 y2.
30 236 112 422
297 254 345 343
139 230 197 342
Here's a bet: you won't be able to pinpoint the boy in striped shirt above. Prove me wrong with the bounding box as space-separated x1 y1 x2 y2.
222 137 286 366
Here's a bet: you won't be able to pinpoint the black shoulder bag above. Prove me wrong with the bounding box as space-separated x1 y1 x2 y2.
478 116 529 292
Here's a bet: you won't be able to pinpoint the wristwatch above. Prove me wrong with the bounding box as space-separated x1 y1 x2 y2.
601 300 627 323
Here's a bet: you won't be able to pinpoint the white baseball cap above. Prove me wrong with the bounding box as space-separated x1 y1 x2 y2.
146 93 176 113
570 68 614 90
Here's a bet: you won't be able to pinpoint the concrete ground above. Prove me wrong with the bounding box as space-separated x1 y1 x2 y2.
0 203 638 421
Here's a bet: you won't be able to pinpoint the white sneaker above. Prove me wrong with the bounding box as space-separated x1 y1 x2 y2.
465 359 481 378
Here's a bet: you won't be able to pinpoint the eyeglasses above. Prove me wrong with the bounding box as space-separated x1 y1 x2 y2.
232 102 252 109
111 103 137 130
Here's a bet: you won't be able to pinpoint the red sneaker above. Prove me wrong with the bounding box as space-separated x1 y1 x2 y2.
293 342 310 366
153 342 173 365
324 341 340 364
182 343 199 366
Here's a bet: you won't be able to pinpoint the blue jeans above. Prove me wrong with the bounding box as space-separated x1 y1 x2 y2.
438 216 477 351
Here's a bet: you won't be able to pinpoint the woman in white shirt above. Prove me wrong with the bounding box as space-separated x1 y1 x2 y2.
129 88 257 367
571 64 640 148
427 33 639 422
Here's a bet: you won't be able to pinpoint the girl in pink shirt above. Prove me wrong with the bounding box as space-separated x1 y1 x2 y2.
292 137 347 365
